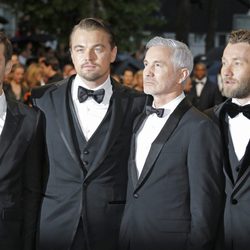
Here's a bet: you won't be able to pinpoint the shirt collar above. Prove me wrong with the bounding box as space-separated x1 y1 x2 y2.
152 92 185 118
232 98 250 106
0 91 7 118
195 76 207 84
72 74 113 105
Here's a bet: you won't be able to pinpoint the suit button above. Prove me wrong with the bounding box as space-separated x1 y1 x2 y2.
231 199 238 205
83 150 89 155
235 167 240 172
133 193 139 199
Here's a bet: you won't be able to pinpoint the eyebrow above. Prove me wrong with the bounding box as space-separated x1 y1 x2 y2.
144 60 164 64
222 56 246 61
74 43 105 48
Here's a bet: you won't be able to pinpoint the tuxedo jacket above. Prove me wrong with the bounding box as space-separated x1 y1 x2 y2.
187 78 223 111
31 75 146 250
119 97 225 250
210 100 250 250
0 98 43 250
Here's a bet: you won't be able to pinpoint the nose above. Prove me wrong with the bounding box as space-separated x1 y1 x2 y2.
144 65 154 77
83 49 96 61
221 64 233 77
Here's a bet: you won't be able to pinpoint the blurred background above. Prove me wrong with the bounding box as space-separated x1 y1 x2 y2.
0 0 249 103
0 0 249 55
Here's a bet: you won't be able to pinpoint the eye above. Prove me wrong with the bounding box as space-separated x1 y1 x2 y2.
94 46 103 53
155 63 161 67
144 62 148 67
234 61 241 66
75 48 84 53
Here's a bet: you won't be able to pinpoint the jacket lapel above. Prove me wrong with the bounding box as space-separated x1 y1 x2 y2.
135 98 192 191
0 100 23 160
49 78 82 167
215 99 236 186
129 111 148 189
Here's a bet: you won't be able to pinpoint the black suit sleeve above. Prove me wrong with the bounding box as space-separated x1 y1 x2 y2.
187 118 225 249
22 110 45 250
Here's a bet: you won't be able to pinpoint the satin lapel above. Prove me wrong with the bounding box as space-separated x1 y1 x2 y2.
135 98 192 191
0 100 23 160
129 112 148 189
50 79 81 166
216 100 235 186
85 83 129 180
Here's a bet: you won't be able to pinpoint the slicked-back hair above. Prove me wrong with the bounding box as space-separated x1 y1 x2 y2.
228 29 250 45
146 36 193 75
0 32 13 63
69 17 116 49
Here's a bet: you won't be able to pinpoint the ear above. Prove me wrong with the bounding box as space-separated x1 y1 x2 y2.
110 46 117 63
178 68 189 84
4 60 12 76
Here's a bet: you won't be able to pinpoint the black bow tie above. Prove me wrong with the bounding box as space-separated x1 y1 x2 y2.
145 105 164 118
196 81 205 85
224 102 250 119
78 86 105 104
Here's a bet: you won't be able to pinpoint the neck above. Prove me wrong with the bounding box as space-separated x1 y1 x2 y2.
234 96 250 105
153 91 182 108
79 74 109 89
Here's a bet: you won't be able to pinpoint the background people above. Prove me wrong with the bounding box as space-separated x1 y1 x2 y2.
187 61 223 111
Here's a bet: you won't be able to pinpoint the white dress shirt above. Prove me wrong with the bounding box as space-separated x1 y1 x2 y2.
71 74 113 141
195 77 207 97
135 92 185 177
0 91 7 136
228 98 250 161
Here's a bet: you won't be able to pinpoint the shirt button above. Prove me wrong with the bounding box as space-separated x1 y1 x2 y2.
83 150 89 155
83 161 88 166
133 193 139 199
231 199 238 205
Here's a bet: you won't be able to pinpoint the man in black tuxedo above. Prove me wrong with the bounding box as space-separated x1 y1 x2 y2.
209 29 250 250
187 62 223 111
31 18 146 250
0 32 43 250
119 36 225 250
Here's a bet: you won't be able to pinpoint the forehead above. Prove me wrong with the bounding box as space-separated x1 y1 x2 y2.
195 64 206 70
145 45 172 61
223 42 250 60
71 28 110 47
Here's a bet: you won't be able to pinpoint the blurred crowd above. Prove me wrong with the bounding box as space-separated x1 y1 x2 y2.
4 37 225 111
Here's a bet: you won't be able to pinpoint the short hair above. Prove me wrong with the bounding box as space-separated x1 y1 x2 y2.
145 36 193 75
40 56 60 71
0 32 13 63
69 17 116 49
228 29 250 45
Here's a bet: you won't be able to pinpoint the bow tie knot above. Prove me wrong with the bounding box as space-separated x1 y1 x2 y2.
145 105 164 118
78 86 105 104
224 102 250 119
196 81 205 85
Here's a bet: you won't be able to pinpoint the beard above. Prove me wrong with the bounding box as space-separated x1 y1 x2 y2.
223 79 250 99
79 67 109 83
